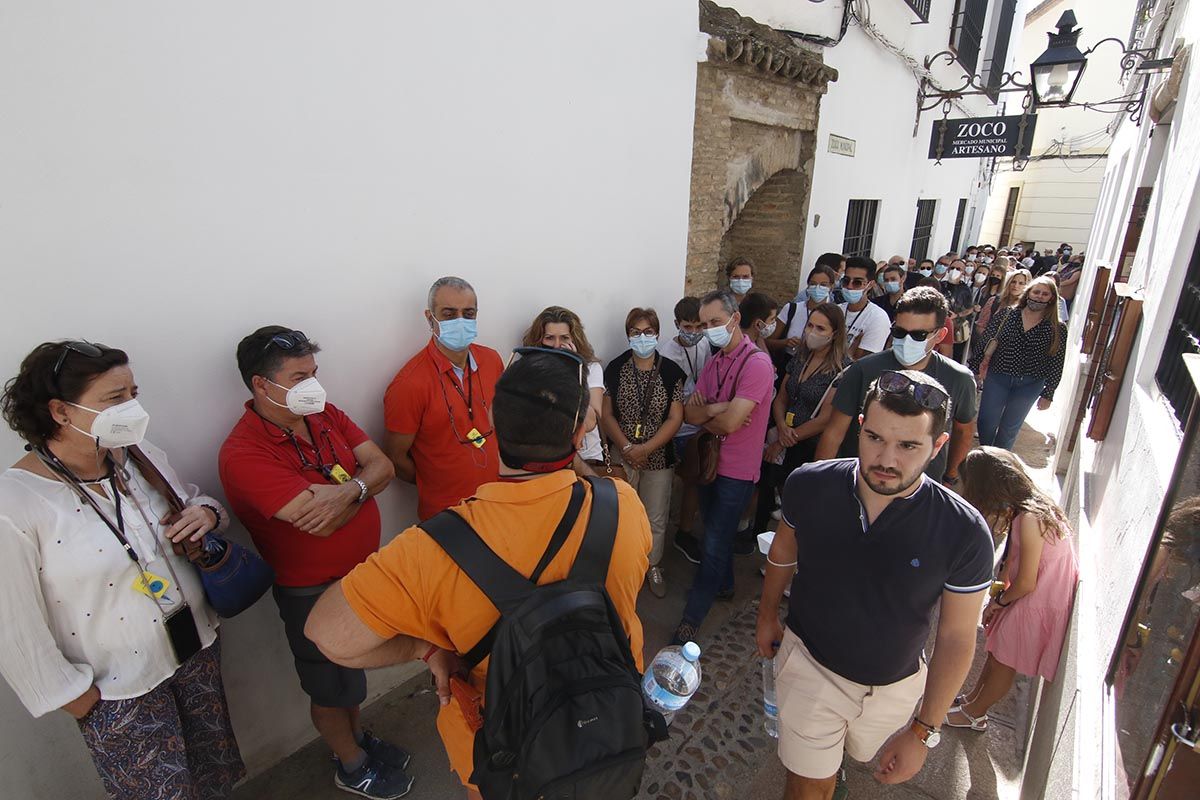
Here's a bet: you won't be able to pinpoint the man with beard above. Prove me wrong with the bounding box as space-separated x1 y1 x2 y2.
757 370 993 800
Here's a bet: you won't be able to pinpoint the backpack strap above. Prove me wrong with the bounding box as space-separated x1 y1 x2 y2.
420 511 533 617
432 480 586 669
569 476 620 585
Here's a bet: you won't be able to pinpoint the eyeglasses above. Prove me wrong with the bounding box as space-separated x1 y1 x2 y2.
877 370 949 411
53 340 104 379
890 325 937 342
261 329 309 353
628 327 658 337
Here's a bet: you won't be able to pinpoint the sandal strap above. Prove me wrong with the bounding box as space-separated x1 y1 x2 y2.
949 704 988 725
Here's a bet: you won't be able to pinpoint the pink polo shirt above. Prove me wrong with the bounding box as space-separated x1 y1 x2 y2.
694 335 774 482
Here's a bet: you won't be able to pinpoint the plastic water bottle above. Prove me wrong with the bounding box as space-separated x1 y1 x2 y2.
762 657 779 738
642 641 702 725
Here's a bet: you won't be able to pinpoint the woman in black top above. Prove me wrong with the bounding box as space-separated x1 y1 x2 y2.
941 258 975 364
601 307 685 598
753 303 850 532
976 277 1068 450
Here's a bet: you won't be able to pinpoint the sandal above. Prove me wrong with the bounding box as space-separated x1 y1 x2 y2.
944 704 989 731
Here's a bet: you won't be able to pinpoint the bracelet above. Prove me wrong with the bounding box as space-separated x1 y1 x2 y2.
995 594 1011 607
352 477 369 504
621 443 634 453
766 556 798 568
199 504 222 528
422 645 438 663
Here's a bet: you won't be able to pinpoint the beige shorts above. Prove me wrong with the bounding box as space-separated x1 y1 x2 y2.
775 628 926 779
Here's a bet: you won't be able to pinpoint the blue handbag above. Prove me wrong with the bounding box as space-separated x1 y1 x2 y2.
129 446 275 618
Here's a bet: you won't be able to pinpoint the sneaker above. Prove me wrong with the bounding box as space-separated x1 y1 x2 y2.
770 508 782 521
670 621 699 646
674 531 702 564
334 756 413 799
361 730 411 771
647 566 667 598
716 587 735 601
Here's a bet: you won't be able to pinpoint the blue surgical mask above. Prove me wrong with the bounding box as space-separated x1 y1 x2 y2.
842 288 865 304
806 285 830 303
918 268 934 278
434 317 477 352
892 335 930 367
934 264 948 275
629 334 658 358
678 329 704 347
730 277 753 295
884 280 902 294
704 319 733 348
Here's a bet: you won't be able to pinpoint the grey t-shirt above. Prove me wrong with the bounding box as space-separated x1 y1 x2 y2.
831 350 978 480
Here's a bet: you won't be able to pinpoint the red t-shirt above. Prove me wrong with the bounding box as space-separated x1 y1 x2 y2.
383 340 503 520
218 401 382 587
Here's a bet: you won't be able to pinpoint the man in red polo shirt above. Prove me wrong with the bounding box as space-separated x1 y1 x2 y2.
383 276 504 521
219 326 415 800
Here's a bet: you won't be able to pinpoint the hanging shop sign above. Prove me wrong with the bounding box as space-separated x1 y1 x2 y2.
928 114 1037 162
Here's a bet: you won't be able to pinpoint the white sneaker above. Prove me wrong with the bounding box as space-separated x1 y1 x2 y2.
770 508 782 521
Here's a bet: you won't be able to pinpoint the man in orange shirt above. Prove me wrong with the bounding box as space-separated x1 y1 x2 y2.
306 349 651 796
383 277 504 520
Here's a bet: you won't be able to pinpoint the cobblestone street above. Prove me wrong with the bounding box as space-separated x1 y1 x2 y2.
236 406 1061 800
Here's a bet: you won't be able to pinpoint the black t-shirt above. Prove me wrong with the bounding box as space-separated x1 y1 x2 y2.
781 459 994 685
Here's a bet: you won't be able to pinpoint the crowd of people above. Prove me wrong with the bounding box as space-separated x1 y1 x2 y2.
0 250 1080 800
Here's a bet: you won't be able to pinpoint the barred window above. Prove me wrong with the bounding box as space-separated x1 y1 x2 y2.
1156 229 1200 426
842 199 879 259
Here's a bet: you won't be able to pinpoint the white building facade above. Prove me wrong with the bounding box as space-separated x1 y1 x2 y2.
729 0 1026 268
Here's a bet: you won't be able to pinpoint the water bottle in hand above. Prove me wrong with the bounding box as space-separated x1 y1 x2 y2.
642 641 702 725
762 657 779 738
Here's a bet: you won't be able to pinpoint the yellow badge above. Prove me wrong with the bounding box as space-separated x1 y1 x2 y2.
633 424 643 440
785 412 795 427
467 428 487 449
329 464 352 484
133 572 171 600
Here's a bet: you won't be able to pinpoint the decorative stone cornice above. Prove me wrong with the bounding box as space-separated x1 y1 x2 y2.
700 1 839 89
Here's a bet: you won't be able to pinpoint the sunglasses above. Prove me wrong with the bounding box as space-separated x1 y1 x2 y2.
890 325 938 342
53 340 104 379
877 370 949 410
261 329 309 353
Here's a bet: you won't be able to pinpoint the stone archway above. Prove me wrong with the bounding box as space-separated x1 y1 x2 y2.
684 1 836 300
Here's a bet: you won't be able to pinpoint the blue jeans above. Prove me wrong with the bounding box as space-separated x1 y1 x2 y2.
681 475 756 628
977 372 1046 450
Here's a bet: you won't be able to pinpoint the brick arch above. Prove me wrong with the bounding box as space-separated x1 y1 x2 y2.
723 129 804 231
718 168 807 305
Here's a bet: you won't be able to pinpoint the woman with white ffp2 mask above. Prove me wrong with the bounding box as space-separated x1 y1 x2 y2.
0 340 244 798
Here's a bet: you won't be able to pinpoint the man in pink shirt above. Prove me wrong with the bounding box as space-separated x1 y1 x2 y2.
672 289 775 644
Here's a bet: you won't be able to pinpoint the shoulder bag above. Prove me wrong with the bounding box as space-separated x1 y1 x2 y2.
127 446 275 618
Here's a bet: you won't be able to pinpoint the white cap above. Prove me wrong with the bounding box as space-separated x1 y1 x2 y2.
682 642 701 662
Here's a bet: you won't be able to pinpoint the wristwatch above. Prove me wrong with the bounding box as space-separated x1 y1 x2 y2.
942 473 960 487
351 477 369 504
910 717 941 748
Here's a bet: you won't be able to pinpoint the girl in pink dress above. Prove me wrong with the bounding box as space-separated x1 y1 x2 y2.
945 446 1080 731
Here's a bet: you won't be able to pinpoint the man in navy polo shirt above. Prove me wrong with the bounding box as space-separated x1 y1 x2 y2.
757 370 993 799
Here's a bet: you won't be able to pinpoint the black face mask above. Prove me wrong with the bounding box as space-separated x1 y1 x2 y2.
987 276 1002 286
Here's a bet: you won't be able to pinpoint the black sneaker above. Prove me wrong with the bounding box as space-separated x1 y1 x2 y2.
716 587 735 601
362 730 411 771
334 755 414 799
674 531 702 564
670 622 699 646
733 530 757 557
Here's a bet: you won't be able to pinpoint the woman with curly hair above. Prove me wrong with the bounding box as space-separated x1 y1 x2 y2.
945 447 1079 732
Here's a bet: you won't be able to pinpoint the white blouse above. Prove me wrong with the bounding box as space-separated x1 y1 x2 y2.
0 440 225 717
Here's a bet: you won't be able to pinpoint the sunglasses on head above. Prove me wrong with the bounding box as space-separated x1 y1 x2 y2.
877 370 949 411
890 325 937 342
53 340 104 379
261 329 309 353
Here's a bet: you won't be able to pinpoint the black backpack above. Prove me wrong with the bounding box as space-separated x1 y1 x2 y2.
420 476 663 800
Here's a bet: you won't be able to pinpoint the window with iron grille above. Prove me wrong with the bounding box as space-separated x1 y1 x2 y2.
983 0 1018 100
1156 229 1200 426
950 0 989 74
950 198 968 252
999 186 1020 246
842 199 879 259
910 199 937 262
903 0 931 23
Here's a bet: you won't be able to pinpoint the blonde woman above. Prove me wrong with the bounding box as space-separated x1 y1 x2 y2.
969 267 1031 375
976 277 1068 450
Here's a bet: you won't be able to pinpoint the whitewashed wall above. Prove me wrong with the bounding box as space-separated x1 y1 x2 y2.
0 2 700 796
1037 0 1200 794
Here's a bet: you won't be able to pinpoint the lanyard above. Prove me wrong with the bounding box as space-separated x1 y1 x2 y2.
285 418 339 479
629 355 661 439
714 343 750 400
681 345 698 385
